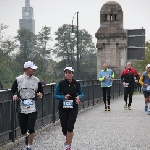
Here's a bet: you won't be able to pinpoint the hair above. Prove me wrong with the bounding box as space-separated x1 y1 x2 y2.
127 62 132 66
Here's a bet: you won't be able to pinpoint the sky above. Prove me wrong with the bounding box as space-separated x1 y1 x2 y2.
0 0 150 46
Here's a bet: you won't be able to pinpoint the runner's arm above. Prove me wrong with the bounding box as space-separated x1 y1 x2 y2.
53 83 65 100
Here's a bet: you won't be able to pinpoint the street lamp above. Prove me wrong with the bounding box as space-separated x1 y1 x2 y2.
71 12 79 79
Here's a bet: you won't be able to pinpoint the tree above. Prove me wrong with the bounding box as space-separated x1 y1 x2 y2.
15 29 36 62
0 64 13 88
35 26 53 74
0 24 18 68
54 24 96 79
132 41 150 73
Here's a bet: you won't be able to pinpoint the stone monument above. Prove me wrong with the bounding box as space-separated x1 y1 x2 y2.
95 1 127 78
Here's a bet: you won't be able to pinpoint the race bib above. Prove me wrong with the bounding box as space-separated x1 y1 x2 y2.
124 83 129 87
22 99 34 108
147 85 150 90
63 100 73 108
20 99 36 114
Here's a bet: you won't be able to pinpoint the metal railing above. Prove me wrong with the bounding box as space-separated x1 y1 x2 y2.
0 79 123 147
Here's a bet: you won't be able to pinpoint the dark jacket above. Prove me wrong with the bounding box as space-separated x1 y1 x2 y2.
121 68 139 87
54 79 84 109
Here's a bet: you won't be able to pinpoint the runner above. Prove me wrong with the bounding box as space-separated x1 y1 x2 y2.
139 64 150 114
54 67 84 150
121 62 139 110
11 61 43 150
98 63 114 111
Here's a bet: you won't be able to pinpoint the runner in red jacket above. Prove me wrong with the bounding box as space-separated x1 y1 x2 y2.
121 62 139 110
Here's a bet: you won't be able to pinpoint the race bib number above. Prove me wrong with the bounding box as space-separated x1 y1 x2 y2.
63 100 73 108
124 83 129 87
22 99 34 108
20 99 36 114
147 85 150 90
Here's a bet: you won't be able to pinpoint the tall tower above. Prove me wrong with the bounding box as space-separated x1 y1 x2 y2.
95 1 127 78
19 0 35 34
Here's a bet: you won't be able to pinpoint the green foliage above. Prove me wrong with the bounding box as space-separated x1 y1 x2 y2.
1 22 97 86
54 24 96 80
132 41 150 73
0 64 13 88
15 29 37 62
80 53 97 80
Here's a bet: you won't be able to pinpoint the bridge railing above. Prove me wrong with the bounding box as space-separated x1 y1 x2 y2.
0 79 123 147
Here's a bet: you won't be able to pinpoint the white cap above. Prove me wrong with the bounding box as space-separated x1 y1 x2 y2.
147 64 150 68
24 61 38 69
64 67 74 72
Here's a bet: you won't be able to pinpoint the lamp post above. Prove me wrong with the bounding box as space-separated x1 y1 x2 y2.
71 12 79 79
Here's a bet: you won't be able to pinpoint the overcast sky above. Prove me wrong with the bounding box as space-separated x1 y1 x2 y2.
0 0 150 45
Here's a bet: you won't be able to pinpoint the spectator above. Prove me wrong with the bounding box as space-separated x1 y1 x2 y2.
41 79 46 85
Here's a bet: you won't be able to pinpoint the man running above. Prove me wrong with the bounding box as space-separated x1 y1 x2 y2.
139 64 150 114
121 62 139 110
11 61 43 150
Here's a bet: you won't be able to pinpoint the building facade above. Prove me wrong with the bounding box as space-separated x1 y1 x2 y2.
95 1 127 78
19 0 35 34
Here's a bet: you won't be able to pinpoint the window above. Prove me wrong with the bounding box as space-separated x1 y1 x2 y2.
114 14 117 20
110 14 113 20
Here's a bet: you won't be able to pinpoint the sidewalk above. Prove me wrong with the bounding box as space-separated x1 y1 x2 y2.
4 94 150 150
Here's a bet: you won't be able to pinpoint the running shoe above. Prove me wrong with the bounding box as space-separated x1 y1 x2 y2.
128 106 131 110
107 106 111 111
148 111 150 115
66 147 71 150
25 136 28 146
105 106 107 111
124 104 127 109
26 147 31 150
145 105 148 112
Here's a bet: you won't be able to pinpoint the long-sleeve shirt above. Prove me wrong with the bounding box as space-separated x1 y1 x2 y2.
121 68 139 86
98 68 114 87
54 79 84 101
139 71 150 92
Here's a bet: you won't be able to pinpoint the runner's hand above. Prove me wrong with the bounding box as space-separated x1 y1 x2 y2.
65 94 70 100
123 82 126 86
13 95 18 101
144 83 148 87
37 92 43 98
75 96 80 104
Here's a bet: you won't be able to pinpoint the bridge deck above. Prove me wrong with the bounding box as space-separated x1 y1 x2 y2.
2 94 150 150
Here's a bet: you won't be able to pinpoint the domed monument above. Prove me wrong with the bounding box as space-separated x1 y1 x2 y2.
95 1 127 78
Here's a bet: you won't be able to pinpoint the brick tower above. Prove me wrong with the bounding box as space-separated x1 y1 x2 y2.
95 1 127 78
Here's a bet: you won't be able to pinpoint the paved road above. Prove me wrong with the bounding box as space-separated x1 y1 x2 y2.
2 94 150 150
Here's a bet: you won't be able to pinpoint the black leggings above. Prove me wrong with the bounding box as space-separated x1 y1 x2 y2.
18 112 37 135
59 108 78 135
102 87 111 107
124 86 134 106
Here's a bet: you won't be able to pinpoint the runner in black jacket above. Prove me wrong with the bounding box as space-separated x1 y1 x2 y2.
54 67 84 150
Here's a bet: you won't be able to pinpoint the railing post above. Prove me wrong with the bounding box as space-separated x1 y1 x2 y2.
92 80 95 106
52 85 56 123
119 80 121 96
10 99 15 142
